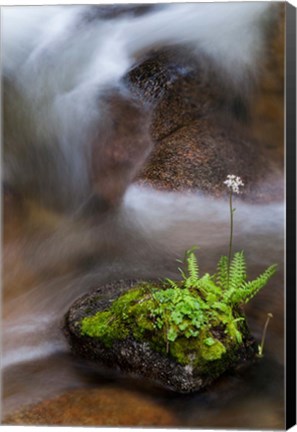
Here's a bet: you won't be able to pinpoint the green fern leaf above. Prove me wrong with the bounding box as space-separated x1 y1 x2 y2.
227 287 246 305
216 255 229 290
165 278 180 290
185 251 199 288
178 267 187 280
231 264 277 305
212 301 230 314
223 251 247 303
197 273 222 299
229 251 247 290
187 252 199 279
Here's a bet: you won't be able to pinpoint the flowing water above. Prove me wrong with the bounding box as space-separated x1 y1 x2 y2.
2 4 284 428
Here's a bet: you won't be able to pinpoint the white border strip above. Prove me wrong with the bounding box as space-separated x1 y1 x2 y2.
0 0 284 6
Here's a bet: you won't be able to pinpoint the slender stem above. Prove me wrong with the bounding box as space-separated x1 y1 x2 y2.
227 191 233 288
166 336 170 354
258 313 273 357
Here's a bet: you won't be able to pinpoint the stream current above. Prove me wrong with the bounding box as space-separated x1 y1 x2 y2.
2 4 284 428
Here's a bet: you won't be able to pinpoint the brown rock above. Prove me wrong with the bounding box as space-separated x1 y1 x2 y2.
3 387 176 426
63 280 257 394
125 9 284 203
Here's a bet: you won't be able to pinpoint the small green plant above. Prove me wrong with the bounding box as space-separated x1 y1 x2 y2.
80 174 277 366
150 248 276 348
167 249 276 306
152 287 207 343
150 175 277 352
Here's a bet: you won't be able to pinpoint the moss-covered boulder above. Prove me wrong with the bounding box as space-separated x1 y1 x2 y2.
64 280 257 393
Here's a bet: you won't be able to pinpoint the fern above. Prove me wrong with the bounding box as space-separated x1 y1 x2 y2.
196 273 222 302
236 264 277 304
216 256 229 289
165 278 180 290
151 247 277 349
179 248 276 307
178 267 187 280
185 251 199 288
223 251 247 303
229 251 247 290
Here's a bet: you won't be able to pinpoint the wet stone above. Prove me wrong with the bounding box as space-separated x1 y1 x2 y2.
63 280 257 393
3 387 176 427
125 47 284 203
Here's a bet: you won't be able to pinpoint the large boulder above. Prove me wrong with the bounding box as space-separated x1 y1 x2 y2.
124 19 284 202
64 280 256 393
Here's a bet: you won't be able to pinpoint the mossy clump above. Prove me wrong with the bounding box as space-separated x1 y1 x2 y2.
80 248 276 372
81 282 244 372
81 283 155 347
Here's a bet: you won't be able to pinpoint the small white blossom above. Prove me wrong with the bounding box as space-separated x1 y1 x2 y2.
224 174 244 194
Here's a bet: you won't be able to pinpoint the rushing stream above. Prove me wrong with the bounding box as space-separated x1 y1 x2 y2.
2 3 284 428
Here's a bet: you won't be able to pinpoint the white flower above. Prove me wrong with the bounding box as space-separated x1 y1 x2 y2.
224 174 244 194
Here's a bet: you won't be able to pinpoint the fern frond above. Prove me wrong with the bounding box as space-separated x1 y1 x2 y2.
165 278 180 290
226 287 246 305
216 255 229 290
185 251 199 288
196 273 222 302
231 264 277 305
187 252 199 280
211 301 231 314
228 251 247 290
178 267 187 280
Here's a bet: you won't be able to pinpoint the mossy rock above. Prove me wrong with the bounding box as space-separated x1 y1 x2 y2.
64 280 257 393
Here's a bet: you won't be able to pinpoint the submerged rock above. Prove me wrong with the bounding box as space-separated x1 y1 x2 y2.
64 280 257 393
4 387 176 426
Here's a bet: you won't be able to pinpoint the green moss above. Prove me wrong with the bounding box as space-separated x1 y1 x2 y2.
200 338 226 361
80 281 247 369
169 336 201 365
80 283 156 347
81 310 129 347
168 328 229 367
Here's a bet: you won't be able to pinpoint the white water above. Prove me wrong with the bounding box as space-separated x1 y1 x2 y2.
3 3 274 209
2 3 284 418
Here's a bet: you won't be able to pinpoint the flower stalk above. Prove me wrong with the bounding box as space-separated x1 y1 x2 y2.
223 175 244 287
227 191 234 288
